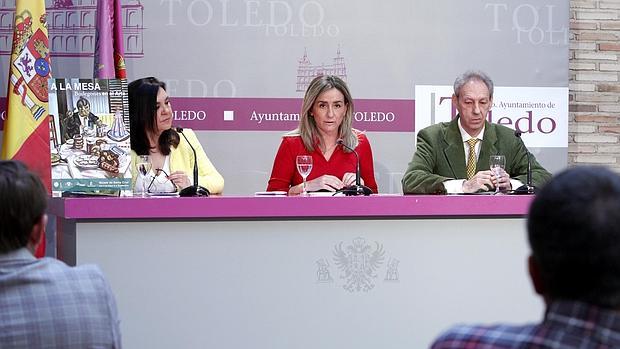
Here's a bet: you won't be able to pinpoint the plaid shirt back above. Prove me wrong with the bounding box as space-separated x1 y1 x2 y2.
0 248 122 349
431 300 620 349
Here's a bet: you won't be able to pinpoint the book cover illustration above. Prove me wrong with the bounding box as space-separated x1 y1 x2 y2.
49 78 131 195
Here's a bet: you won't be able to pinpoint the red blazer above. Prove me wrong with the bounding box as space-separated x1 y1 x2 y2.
267 132 378 193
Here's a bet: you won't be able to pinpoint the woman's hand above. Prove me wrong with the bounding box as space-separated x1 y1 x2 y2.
305 175 344 192
289 175 344 195
341 172 364 187
167 171 192 189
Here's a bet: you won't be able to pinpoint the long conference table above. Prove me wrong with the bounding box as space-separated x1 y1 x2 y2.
48 194 543 349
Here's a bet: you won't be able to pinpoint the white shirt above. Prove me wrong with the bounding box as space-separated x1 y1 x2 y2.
134 156 177 194
443 120 523 193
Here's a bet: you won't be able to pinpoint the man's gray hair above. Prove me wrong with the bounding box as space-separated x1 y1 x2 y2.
453 70 494 98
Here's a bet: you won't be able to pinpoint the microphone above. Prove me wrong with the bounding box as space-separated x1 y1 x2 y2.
175 127 210 197
514 130 536 194
336 139 372 196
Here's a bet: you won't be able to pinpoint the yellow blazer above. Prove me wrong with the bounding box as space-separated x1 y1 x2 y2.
131 128 224 194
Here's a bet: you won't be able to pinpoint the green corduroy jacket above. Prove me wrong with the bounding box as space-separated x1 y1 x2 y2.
402 117 552 194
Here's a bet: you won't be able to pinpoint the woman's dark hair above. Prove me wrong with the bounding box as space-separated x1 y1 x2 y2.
128 77 179 155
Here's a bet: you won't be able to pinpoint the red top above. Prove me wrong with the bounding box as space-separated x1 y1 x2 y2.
267 133 378 193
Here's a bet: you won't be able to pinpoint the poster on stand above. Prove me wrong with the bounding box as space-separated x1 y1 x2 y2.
48 78 131 196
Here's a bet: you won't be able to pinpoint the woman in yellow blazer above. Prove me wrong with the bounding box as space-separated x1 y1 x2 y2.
128 77 224 194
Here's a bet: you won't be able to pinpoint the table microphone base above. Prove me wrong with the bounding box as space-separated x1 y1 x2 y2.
341 185 373 196
179 185 210 197
513 184 536 195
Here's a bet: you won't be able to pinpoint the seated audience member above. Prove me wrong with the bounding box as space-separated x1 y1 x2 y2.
267 75 378 194
0 160 121 348
402 70 550 194
431 166 620 349
129 77 224 194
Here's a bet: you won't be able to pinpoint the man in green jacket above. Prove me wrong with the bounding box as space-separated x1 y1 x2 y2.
402 70 551 194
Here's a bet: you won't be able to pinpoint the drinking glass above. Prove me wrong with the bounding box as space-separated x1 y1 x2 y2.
296 155 313 196
489 155 506 193
136 155 152 197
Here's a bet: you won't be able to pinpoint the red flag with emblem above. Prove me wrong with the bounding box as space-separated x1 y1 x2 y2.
94 0 126 79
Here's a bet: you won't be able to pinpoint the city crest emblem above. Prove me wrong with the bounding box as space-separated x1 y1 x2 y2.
333 237 385 292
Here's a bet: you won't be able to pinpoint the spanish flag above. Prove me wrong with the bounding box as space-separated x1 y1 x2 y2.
1 1 51 258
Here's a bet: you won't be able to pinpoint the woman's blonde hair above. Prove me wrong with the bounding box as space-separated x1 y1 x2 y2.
290 75 358 152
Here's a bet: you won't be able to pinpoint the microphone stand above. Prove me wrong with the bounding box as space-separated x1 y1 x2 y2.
336 139 373 196
514 131 536 194
176 127 210 197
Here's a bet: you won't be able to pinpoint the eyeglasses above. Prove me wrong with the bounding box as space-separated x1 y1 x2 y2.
147 168 175 193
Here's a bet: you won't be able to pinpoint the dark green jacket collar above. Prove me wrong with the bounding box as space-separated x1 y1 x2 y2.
443 116 499 178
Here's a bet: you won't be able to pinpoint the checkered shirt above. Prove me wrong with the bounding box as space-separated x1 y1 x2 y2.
0 248 122 348
431 300 620 349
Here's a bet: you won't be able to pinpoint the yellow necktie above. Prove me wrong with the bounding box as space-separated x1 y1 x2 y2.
466 138 479 179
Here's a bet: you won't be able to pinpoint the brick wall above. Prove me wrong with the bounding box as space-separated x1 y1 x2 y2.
570 0 620 169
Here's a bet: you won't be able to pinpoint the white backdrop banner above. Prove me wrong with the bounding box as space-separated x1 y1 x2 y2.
415 86 569 148
0 0 569 194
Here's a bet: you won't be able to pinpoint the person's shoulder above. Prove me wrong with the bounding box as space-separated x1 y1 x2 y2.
72 263 106 277
421 121 452 133
178 128 205 150
45 258 105 279
431 323 539 349
180 128 198 138
417 121 453 140
274 133 304 154
353 129 369 141
37 258 108 288
490 123 519 139
281 133 302 144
